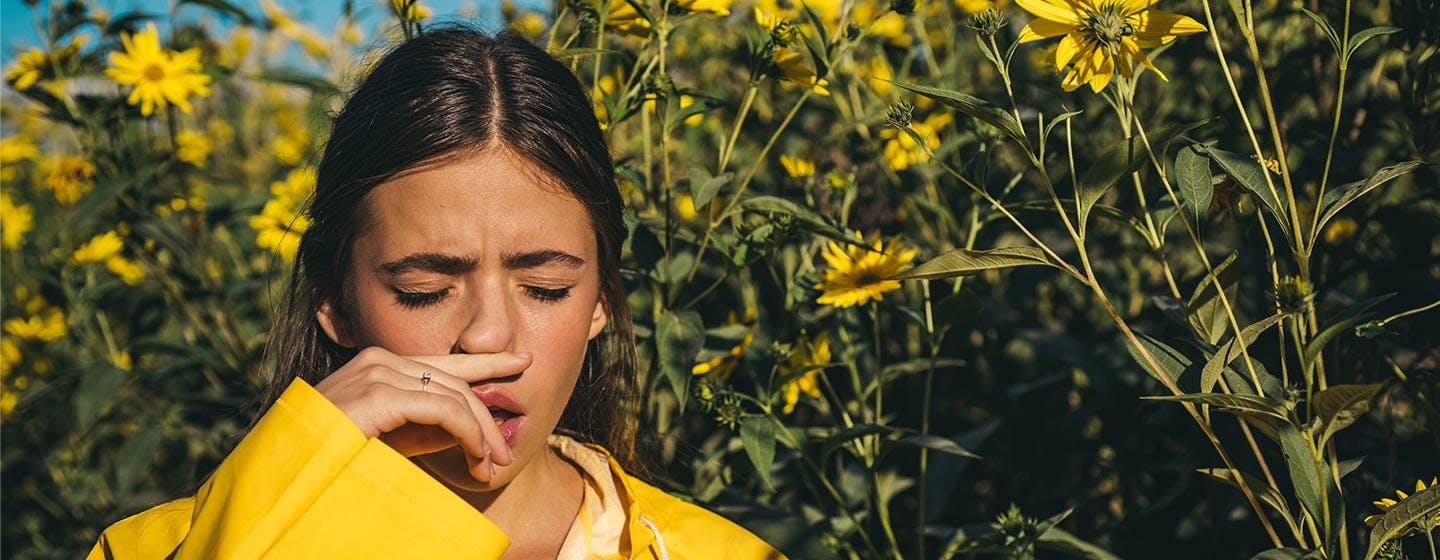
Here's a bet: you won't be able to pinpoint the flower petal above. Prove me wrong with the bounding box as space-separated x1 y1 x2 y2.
1132 10 1207 45
1016 0 1087 24
1055 33 1085 70
1018 17 1076 43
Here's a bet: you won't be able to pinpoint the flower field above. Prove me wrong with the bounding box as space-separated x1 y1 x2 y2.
1 0 1437 558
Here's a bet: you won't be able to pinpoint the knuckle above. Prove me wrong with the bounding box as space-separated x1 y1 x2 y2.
356 346 389 361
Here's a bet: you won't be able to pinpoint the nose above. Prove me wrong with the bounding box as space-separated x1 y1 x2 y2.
452 284 517 355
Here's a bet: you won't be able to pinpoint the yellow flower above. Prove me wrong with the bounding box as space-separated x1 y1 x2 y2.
5 48 47 90
956 0 1009 14
881 111 952 171
104 23 212 116
680 95 704 126
780 331 831 414
676 0 731 16
391 0 433 22
868 55 895 97
780 154 815 178
1 338 19 378
508 11 548 38
216 27 253 69
675 194 698 220
1 192 33 249
105 256 146 285
1015 0 1205 92
72 231 125 264
604 0 652 37
1324 217 1357 244
44 155 96 205
1 135 40 167
271 107 311 166
692 308 756 381
250 199 310 261
250 167 316 262
1364 478 1440 527
772 49 830 96
271 167 317 206
175 129 212 166
852 2 911 47
3 298 66 342
815 233 917 308
340 20 366 45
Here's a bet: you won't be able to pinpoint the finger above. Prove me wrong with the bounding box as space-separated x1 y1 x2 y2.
403 352 534 384
397 355 527 463
385 360 515 466
373 373 493 462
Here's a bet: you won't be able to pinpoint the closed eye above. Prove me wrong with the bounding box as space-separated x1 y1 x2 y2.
524 285 571 302
393 287 449 309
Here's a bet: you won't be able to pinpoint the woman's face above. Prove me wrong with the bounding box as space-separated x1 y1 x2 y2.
317 148 607 491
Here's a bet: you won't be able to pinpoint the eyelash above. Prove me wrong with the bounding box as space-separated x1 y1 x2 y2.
391 286 572 308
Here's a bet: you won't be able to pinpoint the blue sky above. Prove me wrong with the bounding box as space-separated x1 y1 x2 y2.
2 0 551 63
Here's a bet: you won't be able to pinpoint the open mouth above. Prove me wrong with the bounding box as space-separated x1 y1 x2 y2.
472 387 525 445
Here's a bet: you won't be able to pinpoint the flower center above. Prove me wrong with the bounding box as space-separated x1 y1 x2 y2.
1080 2 1135 48
854 269 883 287
143 64 166 82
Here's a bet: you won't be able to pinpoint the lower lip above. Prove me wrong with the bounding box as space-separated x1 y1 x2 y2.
496 415 524 446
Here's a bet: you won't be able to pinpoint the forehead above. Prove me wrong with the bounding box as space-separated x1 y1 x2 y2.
354 150 596 261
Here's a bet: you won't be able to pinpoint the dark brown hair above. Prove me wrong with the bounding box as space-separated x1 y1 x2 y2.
254 25 642 470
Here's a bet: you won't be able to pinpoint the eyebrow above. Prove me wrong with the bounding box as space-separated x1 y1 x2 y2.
376 250 584 276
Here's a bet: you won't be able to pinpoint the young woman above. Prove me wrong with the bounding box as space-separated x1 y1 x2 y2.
87 26 785 560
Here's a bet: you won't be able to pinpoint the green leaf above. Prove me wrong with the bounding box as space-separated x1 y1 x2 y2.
1042 110 1084 147
688 164 732 210
890 246 1056 281
729 195 850 244
1126 331 1194 384
1144 393 1289 423
887 80 1027 148
1315 161 1424 235
821 423 897 457
1197 467 1294 520
1076 121 1207 234
1250 549 1310 560
656 310 704 412
1174 144 1214 226
1277 423 1334 546
1312 383 1383 444
74 366 128 433
178 0 256 24
1346 27 1402 62
1187 253 1240 346
1365 482 1440 560
739 415 777 489
1193 145 1290 239
115 426 164 498
1037 526 1123 560
1201 313 1287 394
549 47 623 59
1304 294 1394 365
894 434 981 459
1298 8 1342 55
255 67 339 95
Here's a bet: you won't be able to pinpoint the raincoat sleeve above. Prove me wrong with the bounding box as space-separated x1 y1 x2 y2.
87 376 510 559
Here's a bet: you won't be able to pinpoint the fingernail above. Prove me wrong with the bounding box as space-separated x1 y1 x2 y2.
482 440 490 456
489 462 496 478
513 351 532 359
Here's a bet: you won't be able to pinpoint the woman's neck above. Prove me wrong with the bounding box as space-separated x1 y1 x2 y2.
431 444 585 557
494 447 584 557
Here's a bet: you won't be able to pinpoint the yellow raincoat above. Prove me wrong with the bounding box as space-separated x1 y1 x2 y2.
87 377 785 559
